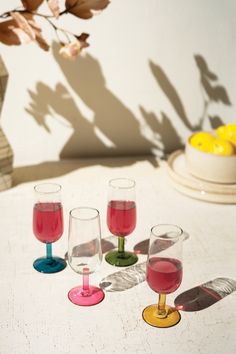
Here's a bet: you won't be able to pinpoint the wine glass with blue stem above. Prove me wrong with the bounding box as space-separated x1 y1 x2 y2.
33 183 66 273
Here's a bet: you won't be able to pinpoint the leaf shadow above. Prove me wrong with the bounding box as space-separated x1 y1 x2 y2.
139 107 183 154
14 50 231 186
195 55 231 105
26 81 112 157
149 60 199 131
148 55 231 135
194 54 231 129
14 45 166 185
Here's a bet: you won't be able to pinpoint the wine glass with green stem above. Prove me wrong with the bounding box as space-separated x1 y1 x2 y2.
105 178 138 267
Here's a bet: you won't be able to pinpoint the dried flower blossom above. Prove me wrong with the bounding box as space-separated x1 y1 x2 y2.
59 41 81 60
0 0 110 57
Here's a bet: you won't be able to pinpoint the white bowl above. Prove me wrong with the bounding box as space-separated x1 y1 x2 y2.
185 138 236 184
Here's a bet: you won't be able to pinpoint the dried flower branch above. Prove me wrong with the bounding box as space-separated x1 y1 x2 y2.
0 0 110 58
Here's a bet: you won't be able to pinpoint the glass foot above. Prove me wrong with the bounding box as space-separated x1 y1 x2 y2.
68 286 105 306
33 257 67 274
105 250 138 267
142 304 181 328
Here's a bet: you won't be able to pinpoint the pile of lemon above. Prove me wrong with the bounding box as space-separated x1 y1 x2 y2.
190 124 236 156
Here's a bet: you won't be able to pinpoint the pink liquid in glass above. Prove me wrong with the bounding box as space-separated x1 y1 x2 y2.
33 202 63 243
147 257 182 294
107 200 136 237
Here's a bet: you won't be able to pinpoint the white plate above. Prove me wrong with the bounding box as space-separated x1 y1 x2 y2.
167 150 236 204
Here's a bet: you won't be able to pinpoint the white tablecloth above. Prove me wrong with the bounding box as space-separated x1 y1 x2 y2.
0 157 235 354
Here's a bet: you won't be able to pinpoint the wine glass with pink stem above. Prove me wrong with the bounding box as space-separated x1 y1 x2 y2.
142 224 183 328
105 178 138 267
33 183 66 273
67 207 105 306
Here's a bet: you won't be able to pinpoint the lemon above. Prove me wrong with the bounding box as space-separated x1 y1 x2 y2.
216 125 227 138
190 132 215 152
216 124 236 146
226 124 236 135
212 138 235 156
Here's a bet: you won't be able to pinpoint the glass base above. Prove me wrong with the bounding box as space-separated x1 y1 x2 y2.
142 304 181 328
68 286 105 306
33 257 67 274
105 250 138 267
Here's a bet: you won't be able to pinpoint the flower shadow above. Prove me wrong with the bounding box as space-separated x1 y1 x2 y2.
52 42 160 158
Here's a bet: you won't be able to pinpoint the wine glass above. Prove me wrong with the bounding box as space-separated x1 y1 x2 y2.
105 178 138 267
67 207 105 306
33 183 66 273
142 224 183 328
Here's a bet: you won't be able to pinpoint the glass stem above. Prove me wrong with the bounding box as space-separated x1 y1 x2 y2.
46 243 52 260
157 293 168 318
118 236 125 258
82 267 90 296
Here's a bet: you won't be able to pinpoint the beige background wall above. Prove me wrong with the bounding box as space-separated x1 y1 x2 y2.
0 0 236 166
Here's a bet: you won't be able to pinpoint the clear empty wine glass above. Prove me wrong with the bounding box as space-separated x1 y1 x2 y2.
67 207 105 306
105 178 138 267
33 183 66 273
142 224 183 328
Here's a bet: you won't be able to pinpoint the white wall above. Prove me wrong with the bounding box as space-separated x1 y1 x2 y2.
0 0 236 166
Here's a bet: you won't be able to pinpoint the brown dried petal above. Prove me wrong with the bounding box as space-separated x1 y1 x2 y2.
0 19 32 45
27 19 42 32
65 0 110 19
23 14 50 51
21 0 45 11
11 27 33 44
76 33 89 49
10 12 35 40
65 0 77 9
35 32 50 51
47 0 60 19
22 13 42 32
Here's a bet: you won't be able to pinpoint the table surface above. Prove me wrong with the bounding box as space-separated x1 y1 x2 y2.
1 157 236 354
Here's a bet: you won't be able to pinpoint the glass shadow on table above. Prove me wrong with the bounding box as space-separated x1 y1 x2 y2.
65 237 116 260
100 232 190 292
174 277 236 311
100 261 146 292
133 231 190 255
